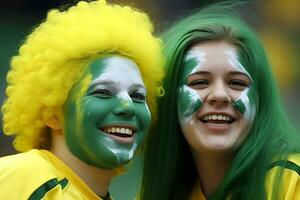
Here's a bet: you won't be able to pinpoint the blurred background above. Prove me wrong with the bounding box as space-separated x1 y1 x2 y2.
0 0 299 199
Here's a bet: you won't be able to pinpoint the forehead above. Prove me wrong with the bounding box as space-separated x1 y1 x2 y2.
189 41 238 54
184 41 251 77
186 41 238 65
88 55 144 84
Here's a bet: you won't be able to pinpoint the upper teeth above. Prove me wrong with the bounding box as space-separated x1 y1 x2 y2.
103 127 133 136
203 114 232 121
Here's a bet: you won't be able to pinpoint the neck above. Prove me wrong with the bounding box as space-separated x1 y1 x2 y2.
50 129 115 197
191 149 233 196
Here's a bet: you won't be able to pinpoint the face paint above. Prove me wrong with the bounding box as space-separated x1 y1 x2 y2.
177 50 204 122
226 51 252 80
226 51 256 122
64 56 151 169
233 87 256 122
178 85 202 119
177 41 257 153
184 50 206 78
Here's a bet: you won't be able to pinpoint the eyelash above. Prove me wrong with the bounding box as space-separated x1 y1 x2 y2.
187 79 209 89
187 79 249 90
228 80 249 89
89 89 146 102
188 80 208 85
89 89 112 98
130 92 146 102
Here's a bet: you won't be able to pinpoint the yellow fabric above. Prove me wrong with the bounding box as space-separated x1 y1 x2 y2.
0 149 102 199
190 180 205 200
190 154 300 199
266 154 300 200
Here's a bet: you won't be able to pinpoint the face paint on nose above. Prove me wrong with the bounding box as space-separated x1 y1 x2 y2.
226 51 256 121
178 50 204 122
118 91 134 104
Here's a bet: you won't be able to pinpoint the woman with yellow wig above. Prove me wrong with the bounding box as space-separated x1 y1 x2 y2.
0 0 163 199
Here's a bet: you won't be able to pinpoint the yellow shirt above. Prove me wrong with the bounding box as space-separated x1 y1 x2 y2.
191 154 300 199
266 154 300 200
0 149 103 200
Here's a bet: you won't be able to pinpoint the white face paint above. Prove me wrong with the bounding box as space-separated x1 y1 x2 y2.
226 50 253 81
91 56 147 103
178 85 202 122
177 41 256 154
185 50 206 77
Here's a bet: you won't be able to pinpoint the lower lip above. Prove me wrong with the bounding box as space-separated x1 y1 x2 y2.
101 131 135 144
200 121 233 133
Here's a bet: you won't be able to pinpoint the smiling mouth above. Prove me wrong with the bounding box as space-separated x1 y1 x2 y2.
200 114 236 124
100 126 136 138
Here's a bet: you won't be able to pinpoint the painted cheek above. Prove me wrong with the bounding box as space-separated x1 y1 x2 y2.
137 103 151 127
75 98 100 154
178 85 202 121
226 51 256 121
233 87 256 121
177 56 204 121
135 104 151 144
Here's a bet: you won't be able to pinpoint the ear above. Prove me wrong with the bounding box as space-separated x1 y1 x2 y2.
44 116 62 131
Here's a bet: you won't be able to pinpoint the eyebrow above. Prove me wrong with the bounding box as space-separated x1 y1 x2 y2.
228 71 251 77
89 80 115 88
130 84 147 92
189 71 210 76
189 70 250 77
89 80 146 91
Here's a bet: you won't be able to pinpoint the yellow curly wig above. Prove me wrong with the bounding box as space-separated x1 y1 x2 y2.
1 0 164 152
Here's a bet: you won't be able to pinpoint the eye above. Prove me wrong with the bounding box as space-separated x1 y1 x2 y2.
187 79 209 89
228 79 248 90
89 89 112 98
130 92 146 102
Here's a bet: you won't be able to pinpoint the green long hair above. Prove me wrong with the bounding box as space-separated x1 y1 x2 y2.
140 3 300 200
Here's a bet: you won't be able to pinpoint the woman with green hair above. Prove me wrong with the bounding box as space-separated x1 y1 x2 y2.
0 0 163 199
140 3 300 200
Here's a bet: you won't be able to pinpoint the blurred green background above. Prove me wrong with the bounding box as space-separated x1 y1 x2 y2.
0 0 299 199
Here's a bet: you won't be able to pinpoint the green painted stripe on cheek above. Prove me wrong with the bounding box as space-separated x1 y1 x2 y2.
178 86 202 119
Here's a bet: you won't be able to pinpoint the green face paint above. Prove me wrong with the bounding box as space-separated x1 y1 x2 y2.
233 87 256 121
178 85 202 120
177 51 203 122
64 55 151 169
226 51 256 121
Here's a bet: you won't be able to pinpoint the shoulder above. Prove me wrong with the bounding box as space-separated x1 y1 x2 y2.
0 149 60 199
0 149 54 175
266 154 300 200
268 154 300 176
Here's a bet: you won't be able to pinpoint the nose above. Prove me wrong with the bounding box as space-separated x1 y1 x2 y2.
113 93 135 118
206 81 231 106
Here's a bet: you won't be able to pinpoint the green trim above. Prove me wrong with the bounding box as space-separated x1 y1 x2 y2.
28 178 69 200
268 160 300 176
59 178 68 189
